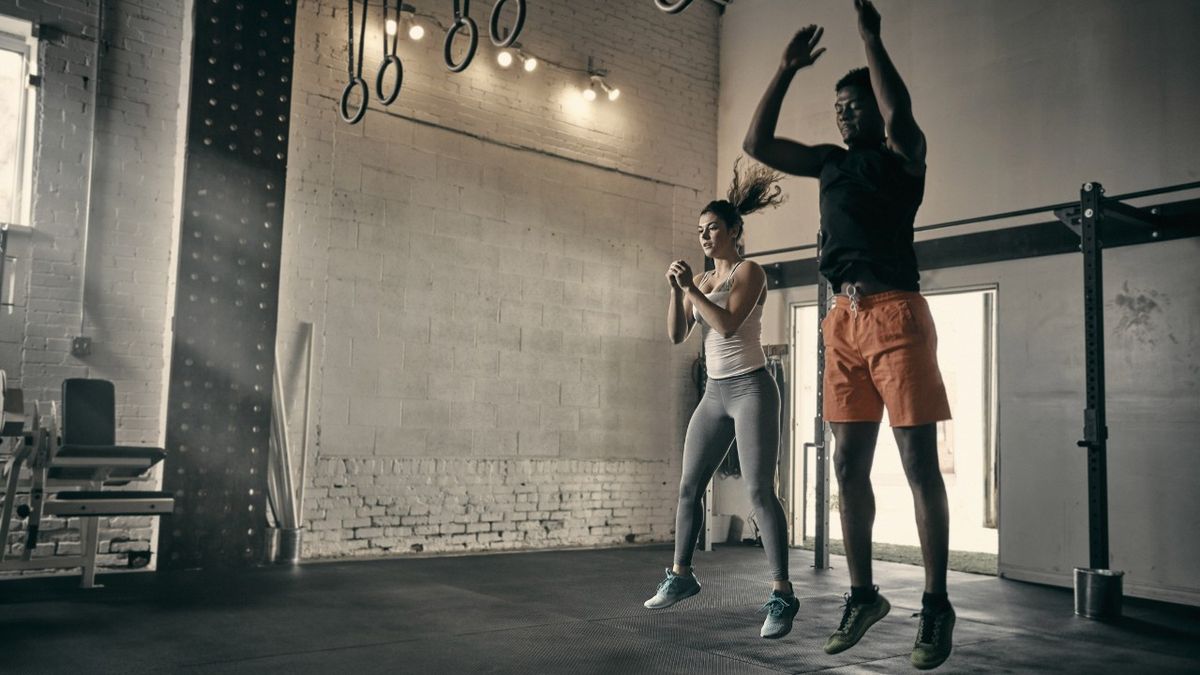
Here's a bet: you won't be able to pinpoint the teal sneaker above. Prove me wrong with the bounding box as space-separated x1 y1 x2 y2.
911 604 955 670
643 568 701 609
823 591 891 654
759 590 800 638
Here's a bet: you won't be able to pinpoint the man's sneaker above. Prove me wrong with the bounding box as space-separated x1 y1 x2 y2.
822 591 891 654
910 604 955 670
759 590 800 638
643 568 701 609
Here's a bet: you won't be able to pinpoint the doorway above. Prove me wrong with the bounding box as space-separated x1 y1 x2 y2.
790 288 998 567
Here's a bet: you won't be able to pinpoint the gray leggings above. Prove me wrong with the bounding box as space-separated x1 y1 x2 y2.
674 367 789 581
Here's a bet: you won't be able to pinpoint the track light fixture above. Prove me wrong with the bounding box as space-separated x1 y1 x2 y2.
392 3 423 40
497 42 536 71
593 75 619 101
519 51 537 72
583 57 619 103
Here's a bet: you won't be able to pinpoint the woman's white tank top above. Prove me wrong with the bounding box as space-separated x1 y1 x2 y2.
692 261 766 379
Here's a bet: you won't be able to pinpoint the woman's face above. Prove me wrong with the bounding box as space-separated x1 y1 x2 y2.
698 211 738 258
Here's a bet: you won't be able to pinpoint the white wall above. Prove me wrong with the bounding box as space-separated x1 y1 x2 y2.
277 0 722 557
718 0 1200 603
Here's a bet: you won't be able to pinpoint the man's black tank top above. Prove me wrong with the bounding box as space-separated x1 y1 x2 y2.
818 145 924 291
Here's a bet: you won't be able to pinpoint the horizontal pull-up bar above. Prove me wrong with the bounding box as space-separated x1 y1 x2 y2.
745 179 1200 259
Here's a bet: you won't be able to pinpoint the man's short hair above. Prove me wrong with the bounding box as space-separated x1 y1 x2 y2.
835 67 872 93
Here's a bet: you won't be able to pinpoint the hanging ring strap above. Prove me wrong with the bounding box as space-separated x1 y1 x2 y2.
488 0 526 48
376 0 404 105
340 0 370 124
444 0 478 73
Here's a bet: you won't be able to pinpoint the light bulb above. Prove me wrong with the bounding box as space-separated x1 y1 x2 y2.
408 22 425 40
607 87 620 101
582 86 597 102
497 50 514 68
523 56 537 72
385 19 397 36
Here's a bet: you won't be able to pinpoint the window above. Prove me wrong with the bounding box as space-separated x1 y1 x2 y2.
0 16 37 227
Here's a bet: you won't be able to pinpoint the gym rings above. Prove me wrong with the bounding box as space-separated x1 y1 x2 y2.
339 55 403 125
376 55 404 105
655 0 694 14
443 0 526 72
489 0 526 48
443 8 478 73
340 77 369 124
340 0 405 124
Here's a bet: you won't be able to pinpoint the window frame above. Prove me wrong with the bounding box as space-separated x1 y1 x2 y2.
0 15 39 229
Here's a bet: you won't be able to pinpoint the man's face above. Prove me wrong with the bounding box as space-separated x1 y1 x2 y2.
835 85 884 146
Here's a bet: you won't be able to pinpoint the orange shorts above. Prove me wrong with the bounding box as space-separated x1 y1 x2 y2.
822 290 951 428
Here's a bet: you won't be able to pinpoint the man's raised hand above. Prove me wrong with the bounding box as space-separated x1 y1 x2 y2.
782 25 827 71
854 0 881 40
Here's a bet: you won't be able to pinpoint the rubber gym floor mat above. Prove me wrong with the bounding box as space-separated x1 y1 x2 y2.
5 544 1198 673
833 633 1200 674
0 573 571 672
413 543 952 621
178 619 784 675
447 560 791 621
599 591 1022 674
915 577 1200 661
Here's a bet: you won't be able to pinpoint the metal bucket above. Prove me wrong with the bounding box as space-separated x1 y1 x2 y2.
263 527 281 564
1074 567 1123 620
276 527 303 564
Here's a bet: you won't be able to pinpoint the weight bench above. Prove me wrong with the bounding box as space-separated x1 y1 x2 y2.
0 378 174 587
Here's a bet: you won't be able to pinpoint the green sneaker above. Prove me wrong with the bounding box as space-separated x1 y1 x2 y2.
822 591 891 654
759 590 800 639
643 568 701 609
911 604 955 670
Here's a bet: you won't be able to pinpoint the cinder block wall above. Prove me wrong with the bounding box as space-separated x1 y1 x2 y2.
0 0 185 567
277 0 722 557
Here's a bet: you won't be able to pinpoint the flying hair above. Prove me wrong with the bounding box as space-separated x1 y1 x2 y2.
726 156 786 218
703 157 786 228
700 158 786 255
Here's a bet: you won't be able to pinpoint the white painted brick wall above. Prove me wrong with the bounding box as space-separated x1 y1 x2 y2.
304 457 678 557
277 0 719 558
0 0 185 572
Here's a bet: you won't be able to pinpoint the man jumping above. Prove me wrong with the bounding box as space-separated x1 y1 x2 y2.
744 1 954 669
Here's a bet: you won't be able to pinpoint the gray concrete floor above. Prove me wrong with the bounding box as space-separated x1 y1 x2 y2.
1 544 1197 673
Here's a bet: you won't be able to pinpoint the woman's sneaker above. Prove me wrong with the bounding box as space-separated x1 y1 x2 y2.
823 591 891 654
643 568 701 609
910 604 955 670
759 590 800 638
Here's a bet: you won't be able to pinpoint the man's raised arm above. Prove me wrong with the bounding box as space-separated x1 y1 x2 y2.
855 0 926 170
744 25 842 178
